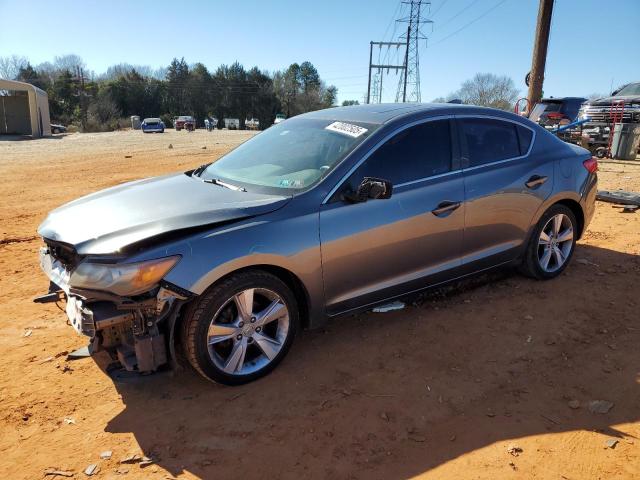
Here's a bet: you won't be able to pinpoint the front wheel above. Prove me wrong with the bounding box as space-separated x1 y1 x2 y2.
520 204 578 280
182 271 299 385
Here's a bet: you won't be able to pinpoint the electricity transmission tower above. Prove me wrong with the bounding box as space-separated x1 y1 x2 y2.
366 41 407 104
394 0 433 103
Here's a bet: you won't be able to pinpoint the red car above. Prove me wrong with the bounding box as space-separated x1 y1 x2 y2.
174 115 196 131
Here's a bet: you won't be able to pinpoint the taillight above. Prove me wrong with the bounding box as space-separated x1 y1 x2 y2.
583 157 598 173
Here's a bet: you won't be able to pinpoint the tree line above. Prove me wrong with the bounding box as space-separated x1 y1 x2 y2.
0 54 338 131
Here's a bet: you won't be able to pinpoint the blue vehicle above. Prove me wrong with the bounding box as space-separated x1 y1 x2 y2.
141 118 165 133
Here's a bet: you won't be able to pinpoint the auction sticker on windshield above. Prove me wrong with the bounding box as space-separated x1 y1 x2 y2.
325 121 368 138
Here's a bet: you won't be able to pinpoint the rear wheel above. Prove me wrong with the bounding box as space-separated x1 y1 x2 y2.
182 271 299 385
520 204 577 280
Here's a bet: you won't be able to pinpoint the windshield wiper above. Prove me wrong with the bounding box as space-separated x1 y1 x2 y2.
203 178 247 192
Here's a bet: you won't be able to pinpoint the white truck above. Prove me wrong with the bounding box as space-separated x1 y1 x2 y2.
245 118 260 130
224 118 240 130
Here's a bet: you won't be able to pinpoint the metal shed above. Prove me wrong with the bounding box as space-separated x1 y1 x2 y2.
0 79 51 137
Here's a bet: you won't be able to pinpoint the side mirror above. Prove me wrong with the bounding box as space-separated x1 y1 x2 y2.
344 177 393 203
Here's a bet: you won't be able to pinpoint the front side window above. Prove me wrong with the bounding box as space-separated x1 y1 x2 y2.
344 120 452 193
460 118 523 167
200 117 378 192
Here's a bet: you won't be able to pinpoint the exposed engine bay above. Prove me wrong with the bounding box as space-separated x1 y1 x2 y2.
36 240 193 374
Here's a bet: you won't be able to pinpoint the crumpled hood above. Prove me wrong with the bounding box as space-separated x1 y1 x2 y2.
38 173 290 255
588 95 640 107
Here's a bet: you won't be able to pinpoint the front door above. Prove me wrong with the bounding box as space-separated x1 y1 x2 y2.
319 118 465 315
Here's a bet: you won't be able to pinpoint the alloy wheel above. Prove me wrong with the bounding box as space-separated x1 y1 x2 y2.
537 213 574 273
206 288 290 375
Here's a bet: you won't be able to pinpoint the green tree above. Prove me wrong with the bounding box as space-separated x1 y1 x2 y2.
166 57 190 115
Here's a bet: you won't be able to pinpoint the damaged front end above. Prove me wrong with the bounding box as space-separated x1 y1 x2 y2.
36 239 193 374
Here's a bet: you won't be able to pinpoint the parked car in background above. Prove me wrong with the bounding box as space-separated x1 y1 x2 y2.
174 115 196 131
50 124 67 134
579 82 640 156
35 104 597 386
274 113 286 125
529 97 587 128
141 118 165 133
580 82 640 125
245 118 260 130
528 97 587 145
224 118 240 130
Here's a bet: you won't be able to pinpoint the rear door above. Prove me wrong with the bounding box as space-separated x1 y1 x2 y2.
319 118 465 315
457 116 553 269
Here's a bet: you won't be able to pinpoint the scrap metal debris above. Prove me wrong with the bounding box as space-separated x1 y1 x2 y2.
605 438 619 449
613 204 639 213
67 346 91 360
44 469 74 477
120 454 142 464
372 301 405 313
139 456 156 467
84 464 99 476
596 190 640 206
588 400 614 414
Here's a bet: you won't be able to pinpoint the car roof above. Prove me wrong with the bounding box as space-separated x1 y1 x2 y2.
301 102 526 125
540 97 587 102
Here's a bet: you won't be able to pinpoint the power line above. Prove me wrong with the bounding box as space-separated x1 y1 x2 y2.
430 0 509 47
432 0 481 32
430 0 449 17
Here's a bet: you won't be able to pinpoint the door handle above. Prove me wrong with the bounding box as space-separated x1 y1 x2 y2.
525 175 548 189
432 201 461 217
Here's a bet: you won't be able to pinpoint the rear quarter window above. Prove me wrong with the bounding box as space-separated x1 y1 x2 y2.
516 125 533 155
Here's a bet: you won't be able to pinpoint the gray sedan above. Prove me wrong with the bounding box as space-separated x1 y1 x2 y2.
36 103 597 385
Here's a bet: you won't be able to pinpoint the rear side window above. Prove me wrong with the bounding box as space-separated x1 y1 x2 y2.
352 120 452 186
460 118 523 167
516 125 533 155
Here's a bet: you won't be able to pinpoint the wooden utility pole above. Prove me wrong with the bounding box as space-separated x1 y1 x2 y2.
527 0 554 107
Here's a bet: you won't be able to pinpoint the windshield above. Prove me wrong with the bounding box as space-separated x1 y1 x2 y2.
199 117 377 191
615 83 640 96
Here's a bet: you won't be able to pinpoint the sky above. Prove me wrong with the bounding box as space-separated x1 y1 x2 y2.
1 0 639 104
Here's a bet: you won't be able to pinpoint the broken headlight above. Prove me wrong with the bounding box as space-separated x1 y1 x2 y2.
70 256 180 296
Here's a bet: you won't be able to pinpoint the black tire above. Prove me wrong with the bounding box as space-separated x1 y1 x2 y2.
182 270 299 385
519 204 578 280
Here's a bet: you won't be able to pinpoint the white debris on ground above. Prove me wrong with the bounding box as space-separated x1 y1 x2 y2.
372 301 405 313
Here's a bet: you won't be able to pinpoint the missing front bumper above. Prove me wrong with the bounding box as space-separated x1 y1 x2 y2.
37 248 186 373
